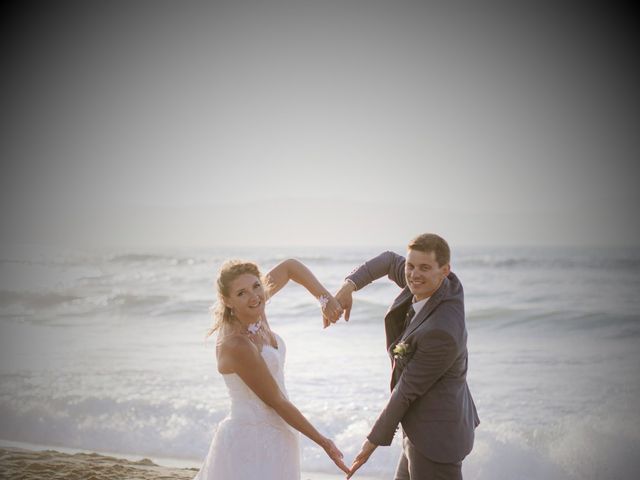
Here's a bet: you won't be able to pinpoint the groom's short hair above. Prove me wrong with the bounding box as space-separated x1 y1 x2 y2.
408 233 450 267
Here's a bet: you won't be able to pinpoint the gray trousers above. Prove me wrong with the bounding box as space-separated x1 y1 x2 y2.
394 435 462 480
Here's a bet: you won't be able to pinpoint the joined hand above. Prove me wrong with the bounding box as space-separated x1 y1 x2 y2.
333 281 354 323
321 294 344 328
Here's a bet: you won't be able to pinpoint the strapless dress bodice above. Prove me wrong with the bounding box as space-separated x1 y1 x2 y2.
221 333 291 431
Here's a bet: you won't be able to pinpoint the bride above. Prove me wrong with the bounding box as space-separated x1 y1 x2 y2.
194 258 349 479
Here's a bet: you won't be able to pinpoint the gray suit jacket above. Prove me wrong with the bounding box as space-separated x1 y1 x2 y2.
347 251 480 463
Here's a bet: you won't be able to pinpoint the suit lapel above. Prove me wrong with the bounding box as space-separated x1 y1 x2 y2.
384 288 413 350
401 276 450 340
386 288 415 390
388 287 413 313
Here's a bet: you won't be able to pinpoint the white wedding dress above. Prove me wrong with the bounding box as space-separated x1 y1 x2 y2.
194 332 301 480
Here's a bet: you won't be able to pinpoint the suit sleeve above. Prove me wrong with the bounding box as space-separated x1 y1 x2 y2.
346 251 407 290
367 328 458 446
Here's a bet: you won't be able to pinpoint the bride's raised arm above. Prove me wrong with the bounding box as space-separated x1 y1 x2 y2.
264 258 343 326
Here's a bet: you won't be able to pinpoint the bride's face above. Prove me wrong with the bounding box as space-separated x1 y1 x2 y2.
225 273 266 322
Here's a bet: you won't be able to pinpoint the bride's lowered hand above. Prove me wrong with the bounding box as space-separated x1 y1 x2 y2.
320 436 350 475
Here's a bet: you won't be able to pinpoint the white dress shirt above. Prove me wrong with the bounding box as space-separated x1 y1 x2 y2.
408 296 430 325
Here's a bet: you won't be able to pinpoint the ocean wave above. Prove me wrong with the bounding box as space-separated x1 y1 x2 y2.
456 251 640 271
0 290 178 321
95 293 172 311
0 290 81 309
465 410 640 480
0 394 222 461
467 308 640 336
467 307 528 322
108 253 205 267
150 300 212 317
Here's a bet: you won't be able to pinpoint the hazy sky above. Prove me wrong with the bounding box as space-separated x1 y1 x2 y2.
3 1 639 247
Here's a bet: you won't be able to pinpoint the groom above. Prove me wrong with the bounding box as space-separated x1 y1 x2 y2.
334 233 479 479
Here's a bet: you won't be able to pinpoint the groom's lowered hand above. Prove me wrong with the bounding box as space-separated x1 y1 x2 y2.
347 439 377 478
334 281 355 322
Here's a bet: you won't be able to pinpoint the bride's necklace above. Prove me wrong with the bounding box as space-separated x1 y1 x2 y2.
240 316 277 349
245 318 263 335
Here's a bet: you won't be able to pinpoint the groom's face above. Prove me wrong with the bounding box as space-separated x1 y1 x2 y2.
405 249 450 301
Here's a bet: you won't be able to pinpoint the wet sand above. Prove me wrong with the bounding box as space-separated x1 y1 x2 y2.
0 446 377 480
0 446 196 480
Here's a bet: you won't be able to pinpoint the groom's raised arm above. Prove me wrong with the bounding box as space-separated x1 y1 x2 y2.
334 251 406 323
346 250 407 290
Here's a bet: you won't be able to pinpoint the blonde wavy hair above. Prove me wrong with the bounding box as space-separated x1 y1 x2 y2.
207 259 266 337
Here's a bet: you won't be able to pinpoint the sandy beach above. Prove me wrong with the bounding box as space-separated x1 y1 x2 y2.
0 446 197 480
0 445 377 480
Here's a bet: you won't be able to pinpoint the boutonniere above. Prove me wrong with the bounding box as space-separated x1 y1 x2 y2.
393 341 411 360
